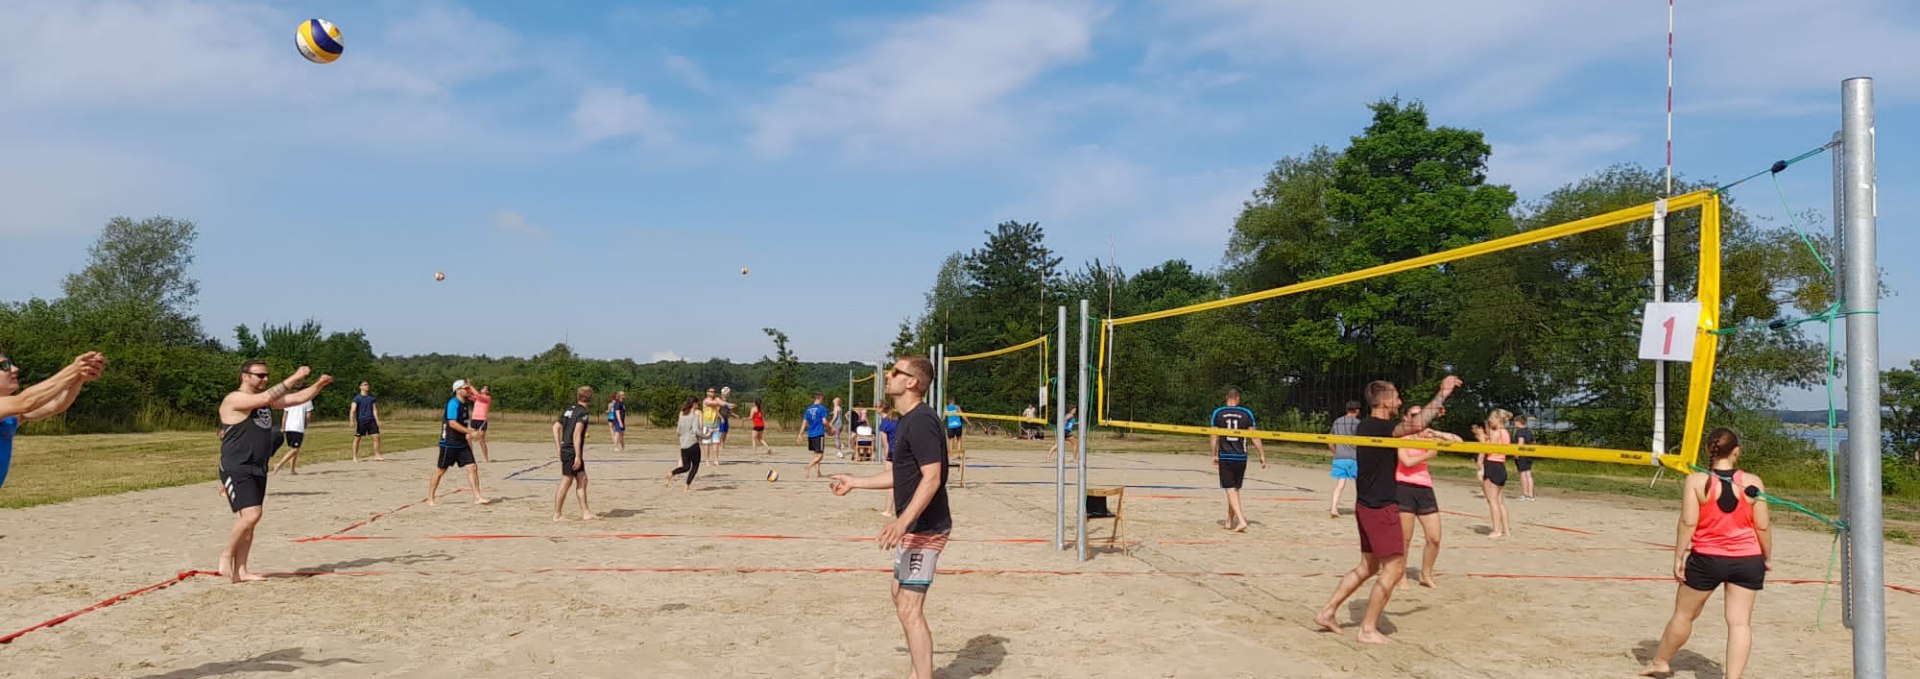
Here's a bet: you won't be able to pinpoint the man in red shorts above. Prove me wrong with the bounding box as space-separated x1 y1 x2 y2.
1314 374 1462 644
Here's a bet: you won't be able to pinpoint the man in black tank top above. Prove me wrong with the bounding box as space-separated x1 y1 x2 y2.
217 361 333 584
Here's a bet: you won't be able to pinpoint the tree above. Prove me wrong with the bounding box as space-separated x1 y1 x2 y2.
914 252 972 349
1886 360 1920 461
761 328 806 427
889 320 917 360
62 216 204 345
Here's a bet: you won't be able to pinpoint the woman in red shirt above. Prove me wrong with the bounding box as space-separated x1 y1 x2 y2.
748 399 773 455
1642 427 1772 679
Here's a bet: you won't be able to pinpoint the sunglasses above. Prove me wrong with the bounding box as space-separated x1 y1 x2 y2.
0 358 14 372
246 372 271 379
886 366 922 381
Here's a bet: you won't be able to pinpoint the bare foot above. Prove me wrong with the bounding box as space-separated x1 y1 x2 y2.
682 485 692 494
1312 609 1341 633
1328 511 1340 519
581 513 599 520
1419 576 1437 588
1488 532 1508 539
374 456 387 462
231 568 267 584
1639 660 1672 677
288 469 298 476
475 497 493 505
1355 628 1391 645
1230 521 1249 533
425 498 439 507
553 515 565 522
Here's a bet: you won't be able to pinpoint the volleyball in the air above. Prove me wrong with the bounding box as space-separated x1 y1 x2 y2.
434 272 445 282
766 469 779 482
740 267 750 276
296 19 344 64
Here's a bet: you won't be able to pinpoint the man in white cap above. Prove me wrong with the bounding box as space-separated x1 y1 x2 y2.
426 379 491 506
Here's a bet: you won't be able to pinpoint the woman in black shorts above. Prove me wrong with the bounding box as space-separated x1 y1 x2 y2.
1641 428 1772 679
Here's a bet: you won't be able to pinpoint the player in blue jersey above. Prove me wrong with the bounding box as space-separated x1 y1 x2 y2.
803 392 831 479
1210 389 1267 533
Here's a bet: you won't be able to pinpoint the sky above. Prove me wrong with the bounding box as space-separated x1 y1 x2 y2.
1 0 1915 410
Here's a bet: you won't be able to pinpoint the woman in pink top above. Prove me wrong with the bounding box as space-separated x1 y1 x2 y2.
1642 428 1771 679
1395 405 1457 589
470 385 494 463
1474 409 1513 538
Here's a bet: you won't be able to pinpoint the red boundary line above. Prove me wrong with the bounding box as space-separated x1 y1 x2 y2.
291 488 469 543
292 532 1659 552
0 570 217 645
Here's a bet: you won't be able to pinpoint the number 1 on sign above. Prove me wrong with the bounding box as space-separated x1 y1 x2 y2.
1662 316 1676 354
1639 302 1702 362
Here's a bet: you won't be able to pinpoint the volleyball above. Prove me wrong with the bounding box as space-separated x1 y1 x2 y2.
766 469 779 482
296 19 344 64
740 267 750 276
434 272 445 282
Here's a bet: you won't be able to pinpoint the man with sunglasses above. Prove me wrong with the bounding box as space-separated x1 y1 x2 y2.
0 352 108 489
829 357 951 679
426 379 491 506
217 361 332 583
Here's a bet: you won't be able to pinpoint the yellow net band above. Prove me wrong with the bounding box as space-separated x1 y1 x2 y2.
945 335 1048 363
1101 419 1679 469
852 374 876 384
1111 190 1717 326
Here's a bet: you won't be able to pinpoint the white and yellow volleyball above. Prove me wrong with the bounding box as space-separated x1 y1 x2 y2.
766 469 779 482
296 19 344 64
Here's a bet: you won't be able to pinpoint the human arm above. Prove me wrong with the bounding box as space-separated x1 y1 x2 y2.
1673 473 1704 580
0 353 105 421
1750 474 1772 568
574 420 588 469
1389 376 1463 437
552 420 564 457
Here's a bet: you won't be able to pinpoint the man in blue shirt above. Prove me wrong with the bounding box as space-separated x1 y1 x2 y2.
0 352 107 489
1210 388 1267 533
426 379 490 506
803 392 830 479
349 381 386 462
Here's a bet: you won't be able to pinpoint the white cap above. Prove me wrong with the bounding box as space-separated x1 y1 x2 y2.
452 379 468 392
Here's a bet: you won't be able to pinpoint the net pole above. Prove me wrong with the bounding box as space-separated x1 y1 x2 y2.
1840 76 1885 679
1055 305 1068 552
1076 299 1090 562
1654 0 1675 467
1832 127 1853 630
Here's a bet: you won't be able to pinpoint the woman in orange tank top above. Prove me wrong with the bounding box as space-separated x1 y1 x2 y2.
1642 428 1772 679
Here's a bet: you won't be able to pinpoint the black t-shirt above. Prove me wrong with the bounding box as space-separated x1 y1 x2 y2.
558 403 591 453
220 406 281 475
441 397 473 447
892 403 953 534
1354 416 1400 509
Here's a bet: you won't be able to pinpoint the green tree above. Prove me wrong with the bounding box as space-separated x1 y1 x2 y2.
1886 360 1920 461
761 328 806 427
62 216 204 345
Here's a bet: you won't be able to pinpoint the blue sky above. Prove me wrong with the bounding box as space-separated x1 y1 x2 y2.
1 0 1915 409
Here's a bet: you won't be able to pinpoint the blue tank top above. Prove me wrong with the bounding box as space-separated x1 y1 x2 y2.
946 404 962 429
0 416 16 488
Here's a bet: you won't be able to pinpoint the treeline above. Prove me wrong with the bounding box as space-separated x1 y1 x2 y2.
0 218 874 433
897 99 1871 463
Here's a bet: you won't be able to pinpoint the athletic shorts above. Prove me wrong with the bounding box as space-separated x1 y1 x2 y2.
355 420 380 437
560 450 585 477
1330 458 1359 480
718 420 730 434
808 436 825 454
895 532 950 592
1396 484 1439 515
284 431 305 449
1482 460 1508 487
471 419 489 432
1685 553 1766 592
1218 459 1248 489
753 426 765 432
1355 503 1405 558
947 426 963 440
1514 456 1533 472
437 444 476 470
220 470 267 512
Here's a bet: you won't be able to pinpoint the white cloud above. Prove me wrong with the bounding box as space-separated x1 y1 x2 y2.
1488 129 1643 196
664 53 717 94
1005 148 1258 266
748 0 1100 157
649 350 683 363
572 87 672 144
493 210 546 239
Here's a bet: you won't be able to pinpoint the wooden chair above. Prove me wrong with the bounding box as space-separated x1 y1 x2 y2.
853 426 875 462
947 436 967 488
1085 486 1127 553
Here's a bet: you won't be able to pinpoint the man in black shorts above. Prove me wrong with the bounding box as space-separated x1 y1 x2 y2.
803 392 830 478
830 355 951 679
1314 375 1461 644
426 380 491 506
217 361 332 583
349 381 385 462
1209 388 1267 532
553 386 597 521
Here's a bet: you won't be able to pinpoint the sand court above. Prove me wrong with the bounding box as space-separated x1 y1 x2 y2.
3 440 1918 678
